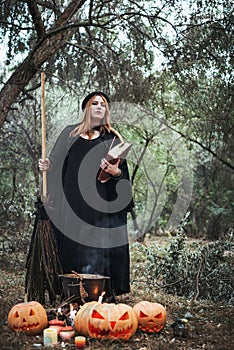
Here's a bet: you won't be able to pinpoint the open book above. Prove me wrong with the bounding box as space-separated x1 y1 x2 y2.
98 140 132 183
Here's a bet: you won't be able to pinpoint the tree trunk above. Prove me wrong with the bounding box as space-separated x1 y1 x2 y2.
0 0 87 128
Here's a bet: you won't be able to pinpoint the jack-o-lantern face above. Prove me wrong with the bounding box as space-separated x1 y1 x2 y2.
8 301 48 335
74 302 138 340
133 301 166 333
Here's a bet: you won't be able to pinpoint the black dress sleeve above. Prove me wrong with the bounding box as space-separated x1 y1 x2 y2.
49 125 76 171
46 125 77 204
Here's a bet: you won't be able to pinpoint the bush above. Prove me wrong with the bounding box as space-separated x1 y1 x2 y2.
131 231 234 303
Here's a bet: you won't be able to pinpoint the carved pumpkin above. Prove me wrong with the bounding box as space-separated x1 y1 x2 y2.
74 302 138 340
8 301 48 335
133 301 166 333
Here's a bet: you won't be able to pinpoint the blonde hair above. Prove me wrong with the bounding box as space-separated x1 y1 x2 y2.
70 94 111 137
70 94 123 142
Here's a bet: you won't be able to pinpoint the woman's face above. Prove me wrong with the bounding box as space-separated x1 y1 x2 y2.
90 95 106 125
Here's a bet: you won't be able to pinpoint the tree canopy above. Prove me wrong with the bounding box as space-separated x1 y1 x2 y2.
0 0 165 126
0 0 233 239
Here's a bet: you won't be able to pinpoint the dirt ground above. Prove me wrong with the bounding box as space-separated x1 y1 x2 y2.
0 237 233 350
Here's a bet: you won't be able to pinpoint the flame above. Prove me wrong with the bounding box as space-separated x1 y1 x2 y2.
93 286 98 294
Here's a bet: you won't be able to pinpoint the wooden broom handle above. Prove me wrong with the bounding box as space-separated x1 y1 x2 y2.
41 72 47 198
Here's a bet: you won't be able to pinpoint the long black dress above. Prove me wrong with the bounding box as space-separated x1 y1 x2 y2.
46 125 134 296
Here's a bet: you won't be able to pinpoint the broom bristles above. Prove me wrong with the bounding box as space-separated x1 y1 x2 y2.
25 217 63 304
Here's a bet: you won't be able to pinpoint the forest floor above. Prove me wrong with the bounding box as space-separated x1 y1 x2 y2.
0 232 233 350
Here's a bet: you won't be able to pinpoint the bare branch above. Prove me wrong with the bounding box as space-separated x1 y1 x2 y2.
0 19 34 31
0 0 87 127
153 113 234 171
19 0 61 15
26 0 46 39
193 255 204 303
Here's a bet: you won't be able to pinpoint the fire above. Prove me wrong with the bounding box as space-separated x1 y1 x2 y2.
93 286 99 295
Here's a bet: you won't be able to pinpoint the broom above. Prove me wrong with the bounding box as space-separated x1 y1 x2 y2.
25 72 63 305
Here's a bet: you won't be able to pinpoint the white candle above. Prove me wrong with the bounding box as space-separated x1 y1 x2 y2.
70 309 77 320
69 304 77 326
43 328 58 346
98 291 106 303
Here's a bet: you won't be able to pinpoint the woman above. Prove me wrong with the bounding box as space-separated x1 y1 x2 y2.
39 91 134 299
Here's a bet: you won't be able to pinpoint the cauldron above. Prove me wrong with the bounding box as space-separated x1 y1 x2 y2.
59 273 110 302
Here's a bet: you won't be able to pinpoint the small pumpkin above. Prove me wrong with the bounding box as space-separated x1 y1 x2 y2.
74 301 138 340
133 301 166 333
8 301 48 335
49 319 65 334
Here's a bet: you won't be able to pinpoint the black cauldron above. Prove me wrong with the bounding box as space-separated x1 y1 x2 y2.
59 273 111 302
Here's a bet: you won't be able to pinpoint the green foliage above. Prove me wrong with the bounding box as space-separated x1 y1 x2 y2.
0 0 233 243
0 95 41 228
131 231 234 303
188 160 234 238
